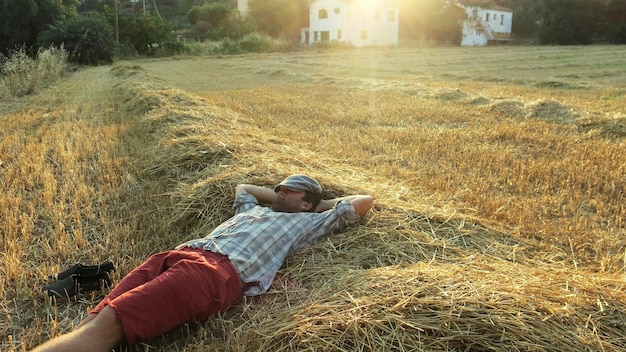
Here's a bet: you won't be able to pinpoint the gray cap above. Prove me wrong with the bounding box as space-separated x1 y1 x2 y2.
274 174 322 194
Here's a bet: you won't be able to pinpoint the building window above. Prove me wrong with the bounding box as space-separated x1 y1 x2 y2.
361 30 367 40
388 10 395 22
334 8 340 15
338 29 342 40
314 31 319 42
321 31 330 42
486 13 490 21
501 15 504 25
319 9 328 19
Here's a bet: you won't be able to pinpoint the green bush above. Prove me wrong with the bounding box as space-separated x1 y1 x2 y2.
238 32 276 53
608 23 626 44
213 38 241 54
210 12 257 40
38 15 116 65
0 46 69 97
198 33 290 55
187 2 231 28
117 15 173 56
155 40 192 56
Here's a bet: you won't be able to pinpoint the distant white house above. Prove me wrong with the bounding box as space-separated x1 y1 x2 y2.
457 0 513 46
303 0 399 47
237 0 249 18
237 0 398 47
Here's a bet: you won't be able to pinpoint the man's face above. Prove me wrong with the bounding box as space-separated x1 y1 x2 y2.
272 186 311 213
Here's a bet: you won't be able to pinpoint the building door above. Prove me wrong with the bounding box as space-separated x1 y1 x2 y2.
321 31 330 42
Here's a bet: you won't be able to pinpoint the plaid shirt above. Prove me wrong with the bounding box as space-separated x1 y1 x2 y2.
176 193 361 295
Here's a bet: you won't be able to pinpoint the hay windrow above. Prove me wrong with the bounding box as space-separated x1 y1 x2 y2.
101 67 626 351
489 99 526 118
278 263 626 352
5 49 625 352
578 113 626 138
524 100 579 123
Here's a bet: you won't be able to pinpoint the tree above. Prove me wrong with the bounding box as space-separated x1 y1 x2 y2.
399 0 466 44
248 0 308 40
211 11 256 40
187 2 231 28
116 14 173 55
0 0 80 55
0 0 38 54
538 0 593 45
38 14 117 65
606 0 626 43
499 0 542 38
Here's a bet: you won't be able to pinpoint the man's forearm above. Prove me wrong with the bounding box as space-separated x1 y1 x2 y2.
235 184 276 204
315 195 373 217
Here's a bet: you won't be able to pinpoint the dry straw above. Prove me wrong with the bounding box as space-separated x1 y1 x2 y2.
3 56 624 352
102 64 625 351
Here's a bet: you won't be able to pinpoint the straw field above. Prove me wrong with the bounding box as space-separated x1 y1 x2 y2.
1 45 625 351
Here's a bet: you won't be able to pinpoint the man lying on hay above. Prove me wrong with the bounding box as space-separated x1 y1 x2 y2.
32 174 374 352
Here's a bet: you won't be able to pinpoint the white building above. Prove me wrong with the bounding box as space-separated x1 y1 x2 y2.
237 0 399 47
458 1 513 46
237 0 249 18
302 0 399 47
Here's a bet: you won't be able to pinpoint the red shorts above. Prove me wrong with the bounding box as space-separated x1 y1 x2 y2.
90 248 242 346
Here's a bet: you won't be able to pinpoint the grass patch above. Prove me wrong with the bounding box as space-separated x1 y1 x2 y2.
0 47 69 98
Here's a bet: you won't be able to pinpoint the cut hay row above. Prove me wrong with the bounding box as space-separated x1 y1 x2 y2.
101 64 626 351
238 61 626 139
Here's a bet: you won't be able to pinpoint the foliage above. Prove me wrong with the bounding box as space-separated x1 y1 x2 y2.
502 0 542 38
186 2 231 27
158 39 191 55
193 32 290 54
116 14 173 56
0 0 79 55
0 46 68 97
2 0 626 53
538 0 592 45
607 23 626 44
209 11 257 40
0 0 38 54
212 37 241 54
399 0 466 44
606 0 626 43
238 32 276 52
38 15 116 65
248 0 309 40
500 0 623 42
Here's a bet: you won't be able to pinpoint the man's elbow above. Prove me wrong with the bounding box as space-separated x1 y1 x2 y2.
235 184 250 197
352 195 374 218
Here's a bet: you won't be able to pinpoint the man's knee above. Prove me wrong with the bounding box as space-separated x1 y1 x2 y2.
87 305 125 343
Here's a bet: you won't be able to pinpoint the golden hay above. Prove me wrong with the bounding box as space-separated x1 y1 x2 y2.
489 99 526 118
3 50 624 352
524 100 578 123
97 65 625 351
577 113 626 138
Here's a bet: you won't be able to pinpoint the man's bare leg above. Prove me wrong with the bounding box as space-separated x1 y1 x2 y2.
31 306 124 352
77 313 97 328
